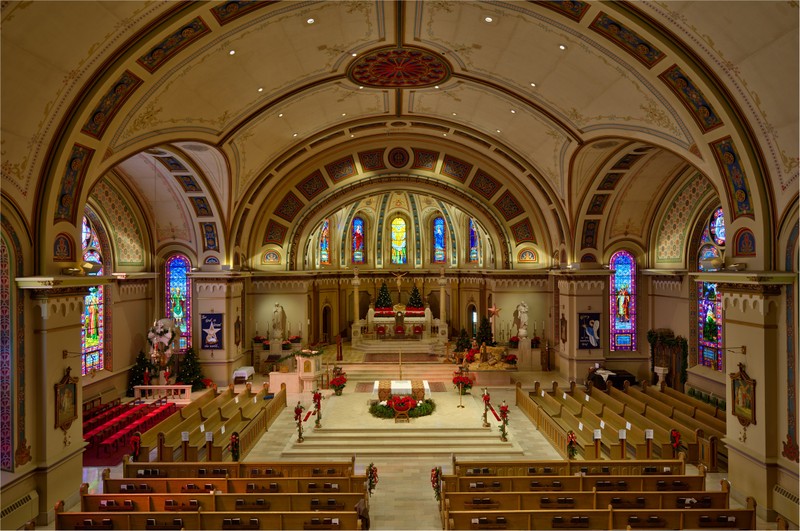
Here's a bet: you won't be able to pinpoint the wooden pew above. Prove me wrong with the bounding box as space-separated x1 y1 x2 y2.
450 457 685 477
516 383 571 460
530 382 600 458
445 473 705 494
659 381 725 420
135 389 215 462
121 457 357 480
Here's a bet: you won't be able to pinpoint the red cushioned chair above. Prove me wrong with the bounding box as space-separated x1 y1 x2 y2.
376 326 386 339
413 325 423 338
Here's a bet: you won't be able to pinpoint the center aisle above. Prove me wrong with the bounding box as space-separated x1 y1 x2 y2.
245 382 563 530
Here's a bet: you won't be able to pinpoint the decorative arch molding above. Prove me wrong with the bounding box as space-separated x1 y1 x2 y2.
720 290 779 316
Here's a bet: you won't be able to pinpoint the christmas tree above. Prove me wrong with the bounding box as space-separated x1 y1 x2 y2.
127 351 155 397
477 317 495 346
455 328 472 352
176 347 206 391
407 285 423 308
375 282 393 308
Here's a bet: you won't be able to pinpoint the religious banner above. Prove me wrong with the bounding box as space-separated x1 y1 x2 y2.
201 313 223 350
578 313 601 349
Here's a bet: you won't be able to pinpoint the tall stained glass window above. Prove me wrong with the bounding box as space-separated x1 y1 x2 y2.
609 250 637 351
320 219 330 265
433 216 446 263
697 207 726 371
352 217 365 264
165 254 192 350
391 217 407 264
81 216 104 375
469 219 479 263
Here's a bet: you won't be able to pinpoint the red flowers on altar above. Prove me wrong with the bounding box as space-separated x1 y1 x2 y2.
453 373 473 391
464 351 476 363
387 395 417 411
330 376 347 392
670 429 682 450
504 353 518 365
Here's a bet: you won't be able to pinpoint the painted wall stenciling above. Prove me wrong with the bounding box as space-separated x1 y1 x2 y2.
494 190 524 221
660 65 723 133
54 144 94 224
537 0 591 21
581 220 599 250
358 149 386 172
189 196 213 217
510 219 536 244
733 227 756 257
440 155 472 183
210 0 273 25
137 18 211 73
411 148 439 171
655 175 712 263
0 237 13 471
53 232 76 262
710 137 755 220
81 71 143 139
325 156 357 183
590 12 665 68
92 179 145 265
376 194 390 266
156 155 188 172
469 170 501 200
274 191 304 222
296 170 329 200
783 221 799 462
261 250 281 264
201 222 219 251
408 194 422 266
587 194 610 215
264 220 287 246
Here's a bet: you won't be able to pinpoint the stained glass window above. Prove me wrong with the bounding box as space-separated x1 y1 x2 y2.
433 216 446 263
81 216 104 375
320 219 330 265
609 250 637 351
697 207 725 371
469 219 479 263
391 217 407 265
165 254 192 350
352 217 365 264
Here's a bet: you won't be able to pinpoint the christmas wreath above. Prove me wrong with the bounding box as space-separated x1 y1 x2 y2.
366 462 379 495
431 466 443 501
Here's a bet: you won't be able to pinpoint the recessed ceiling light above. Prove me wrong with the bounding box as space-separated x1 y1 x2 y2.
452 112 457 116
341 113 347 116
435 85 440 89
359 86 363 90
351 52 358 57
510 109 516 114
443 133 448 137
530 82 537 87
258 87 263 92
229 50 236 55
292 133 298 137
278 113 284 117
307 18 315 24
559 44 566 50
496 129 501 133
350 134 354 138
484 16 493 23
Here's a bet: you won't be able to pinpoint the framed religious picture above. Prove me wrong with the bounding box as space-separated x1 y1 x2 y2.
201 313 223 350
730 362 756 426
578 313 601 349
55 367 79 431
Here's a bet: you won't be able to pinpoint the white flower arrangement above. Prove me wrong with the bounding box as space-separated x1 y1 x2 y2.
148 318 176 351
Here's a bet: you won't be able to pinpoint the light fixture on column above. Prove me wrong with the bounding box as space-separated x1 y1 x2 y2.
725 345 746 355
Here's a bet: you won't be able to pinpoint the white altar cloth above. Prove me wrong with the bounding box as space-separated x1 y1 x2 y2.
370 380 431 402
233 366 255 382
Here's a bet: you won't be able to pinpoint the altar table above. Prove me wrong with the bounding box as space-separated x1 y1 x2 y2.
371 380 431 402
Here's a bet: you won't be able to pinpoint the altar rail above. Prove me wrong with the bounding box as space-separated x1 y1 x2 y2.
135 385 193 404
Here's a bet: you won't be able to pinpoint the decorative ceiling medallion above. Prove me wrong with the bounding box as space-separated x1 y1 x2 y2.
348 47 451 88
388 148 409 168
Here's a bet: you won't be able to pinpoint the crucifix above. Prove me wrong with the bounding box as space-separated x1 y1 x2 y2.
391 271 407 298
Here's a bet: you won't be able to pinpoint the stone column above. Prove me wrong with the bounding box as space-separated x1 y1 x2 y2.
351 273 361 346
438 271 448 342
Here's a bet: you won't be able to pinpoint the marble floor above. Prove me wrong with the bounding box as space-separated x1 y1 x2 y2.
67 349 776 530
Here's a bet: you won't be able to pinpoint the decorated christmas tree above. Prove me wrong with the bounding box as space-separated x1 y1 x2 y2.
455 328 472 352
375 282 393 309
407 285 423 309
477 317 495 346
176 347 206 391
127 351 155 397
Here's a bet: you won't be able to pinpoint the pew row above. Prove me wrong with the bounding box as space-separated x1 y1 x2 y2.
103 476 367 495
120 456 356 479
450 457 685 477
444 497 756 530
442 473 706 494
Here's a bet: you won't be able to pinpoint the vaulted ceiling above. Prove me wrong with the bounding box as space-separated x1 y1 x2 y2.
2 1 797 272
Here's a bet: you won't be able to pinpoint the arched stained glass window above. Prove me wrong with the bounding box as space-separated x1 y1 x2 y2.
391 217 407 265
697 207 725 371
165 254 192 350
81 216 104 375
320 219 330 265
433 216 446 263
609 250 637 351
352 217 365 264
469 219 479 263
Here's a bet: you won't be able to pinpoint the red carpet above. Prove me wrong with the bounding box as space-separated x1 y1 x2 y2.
363 352 440 363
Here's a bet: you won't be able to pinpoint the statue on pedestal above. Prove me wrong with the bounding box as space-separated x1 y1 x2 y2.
272 303 286 340
514 301 529 338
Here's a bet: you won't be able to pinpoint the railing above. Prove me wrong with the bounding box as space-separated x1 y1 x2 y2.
135 385 193 404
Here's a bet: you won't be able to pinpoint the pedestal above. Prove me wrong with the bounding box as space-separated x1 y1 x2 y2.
654 366 669 387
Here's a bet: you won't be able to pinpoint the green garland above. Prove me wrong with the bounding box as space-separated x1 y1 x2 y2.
369 399 436 419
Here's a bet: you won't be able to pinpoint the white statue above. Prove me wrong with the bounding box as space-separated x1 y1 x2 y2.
515 301 529 338
424 303 433 325
272 303 286 340
367 303 375 325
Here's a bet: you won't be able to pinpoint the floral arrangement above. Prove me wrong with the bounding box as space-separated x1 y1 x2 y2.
282 340 291 350
148 319 176 351
313 390 322 428
567 430 578 458
431 466 443 501
200 378 217 391
252 335 266 343
509 335 520 346
504 353 518 365
498 401 510 441
330 375 347 393
453 373 473 392
531 335 542 347
387 395 417 411
370 399 435 419
262 340 270 350
482 390 491 427
464 351 476 363
366 462 379 495
230 432 240 461
294 402 305 442
129 433 141 460
289 335 302 343
670 429 682 452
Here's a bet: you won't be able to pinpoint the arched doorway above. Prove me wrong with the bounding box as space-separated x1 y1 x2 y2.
467 304 478 337
322 306 332 344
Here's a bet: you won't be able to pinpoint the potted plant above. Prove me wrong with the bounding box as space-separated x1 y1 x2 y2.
282 340 291 350
330 375 347 395
289 335 302 344
509 336 519 348
504 353 518 366
531 335 541 348
453 372 473 394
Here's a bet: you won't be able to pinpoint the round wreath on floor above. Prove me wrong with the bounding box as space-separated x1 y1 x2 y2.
369 396 436 419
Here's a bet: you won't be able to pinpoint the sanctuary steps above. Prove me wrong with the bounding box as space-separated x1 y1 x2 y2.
335 362 456 382
351 338 444 355
280 426 523 458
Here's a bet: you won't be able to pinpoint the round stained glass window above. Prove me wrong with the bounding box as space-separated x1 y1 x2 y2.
709 208 725 246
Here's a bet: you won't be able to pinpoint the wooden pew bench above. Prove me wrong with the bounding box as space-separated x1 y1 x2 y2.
451 457 684 477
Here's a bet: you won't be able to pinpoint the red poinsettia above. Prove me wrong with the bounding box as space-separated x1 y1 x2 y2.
464 351 476 363
504 353 518 365
330 376 347 391
387 395 417 411
670 429 682 450
453 373 473 390
567 430 578 458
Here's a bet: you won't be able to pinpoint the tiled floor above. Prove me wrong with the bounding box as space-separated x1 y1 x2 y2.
69 346 775 530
